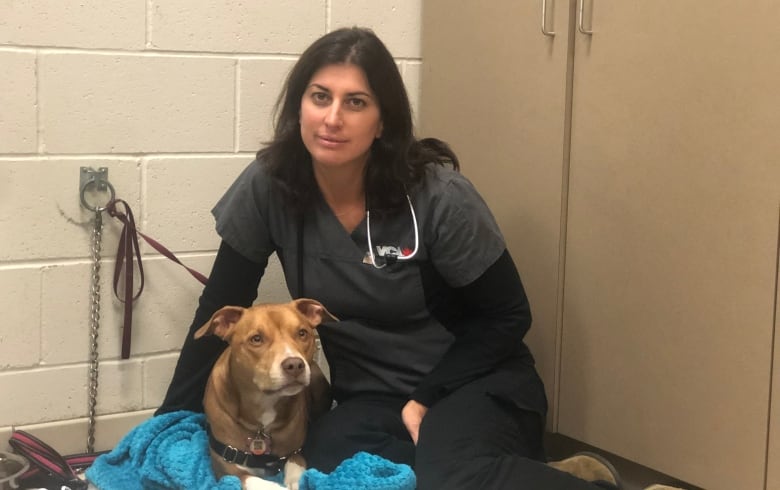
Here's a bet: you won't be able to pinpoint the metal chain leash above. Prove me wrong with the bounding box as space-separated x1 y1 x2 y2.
79 167 115 454
86 209 103 454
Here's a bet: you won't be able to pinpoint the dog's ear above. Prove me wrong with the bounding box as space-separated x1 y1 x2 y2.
194 306 245 340
293 299 338 326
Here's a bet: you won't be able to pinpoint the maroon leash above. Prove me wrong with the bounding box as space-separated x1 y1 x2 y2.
106 198 208 359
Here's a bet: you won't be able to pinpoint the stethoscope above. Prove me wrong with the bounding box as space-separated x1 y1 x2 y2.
365 193 419 269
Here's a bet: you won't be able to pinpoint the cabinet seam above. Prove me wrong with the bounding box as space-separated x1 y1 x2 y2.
764 203 780 490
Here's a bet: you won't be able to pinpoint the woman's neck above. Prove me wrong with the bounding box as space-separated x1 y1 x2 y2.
313 163 366 232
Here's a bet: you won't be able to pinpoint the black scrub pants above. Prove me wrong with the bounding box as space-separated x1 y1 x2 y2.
304 373 617 490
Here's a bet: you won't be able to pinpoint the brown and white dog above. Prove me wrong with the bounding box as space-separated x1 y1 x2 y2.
195 299 336 490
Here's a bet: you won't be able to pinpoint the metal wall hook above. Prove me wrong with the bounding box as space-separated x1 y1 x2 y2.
79 167 115 213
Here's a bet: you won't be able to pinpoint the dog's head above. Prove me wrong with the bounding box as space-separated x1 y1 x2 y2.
195 299 336 396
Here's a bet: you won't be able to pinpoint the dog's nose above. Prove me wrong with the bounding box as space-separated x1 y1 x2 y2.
281 356 305 377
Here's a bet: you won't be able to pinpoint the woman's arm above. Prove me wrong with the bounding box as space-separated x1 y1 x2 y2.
410 249 532 408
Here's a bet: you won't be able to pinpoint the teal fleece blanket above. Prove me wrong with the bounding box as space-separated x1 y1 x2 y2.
85 410 415 490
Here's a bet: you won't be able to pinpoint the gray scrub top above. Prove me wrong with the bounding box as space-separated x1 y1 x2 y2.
212 159 506 402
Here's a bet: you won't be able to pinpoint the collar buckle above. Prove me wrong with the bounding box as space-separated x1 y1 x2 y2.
220 444 246 465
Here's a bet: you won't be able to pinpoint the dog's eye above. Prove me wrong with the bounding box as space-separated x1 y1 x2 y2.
250 334 264 344
297 329 309 339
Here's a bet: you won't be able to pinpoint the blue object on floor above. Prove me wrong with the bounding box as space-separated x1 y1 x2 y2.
85 410 415 490
299 451 416 490
86 411 243 490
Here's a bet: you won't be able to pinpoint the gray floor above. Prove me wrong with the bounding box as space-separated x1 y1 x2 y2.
544 433 703 490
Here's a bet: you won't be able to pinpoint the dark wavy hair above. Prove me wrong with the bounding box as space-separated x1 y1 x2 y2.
258 26 459 214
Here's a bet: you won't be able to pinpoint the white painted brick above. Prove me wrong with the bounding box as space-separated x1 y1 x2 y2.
330 0 422 58
0 1 145 50
143 354 179 408
0 426 10 452
11 409 154 454
12 418 92 454
0 267 41 368
41 261 109 365
39 53 234 154
95 359 144 414
0 159 139 261
238 59 296 152
0 365 89 426
402 61 421 128
0 362 142 427
129 255 214 354
259 254 292 303
40 252 288 367
0 51 36 154
144 155 252 251
41 255 214 364
149 0 326 53
92 409 154 451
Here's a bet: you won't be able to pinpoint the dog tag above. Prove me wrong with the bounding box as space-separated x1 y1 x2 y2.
247 433 271 455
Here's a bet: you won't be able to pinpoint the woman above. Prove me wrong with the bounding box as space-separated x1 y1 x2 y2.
157 27 624 490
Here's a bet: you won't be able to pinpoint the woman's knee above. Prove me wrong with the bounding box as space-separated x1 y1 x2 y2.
303 398 414 471
413 390 546 488
417 391 543 461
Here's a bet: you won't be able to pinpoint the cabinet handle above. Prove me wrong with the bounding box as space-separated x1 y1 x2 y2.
541 0 555 36
578 0 594 35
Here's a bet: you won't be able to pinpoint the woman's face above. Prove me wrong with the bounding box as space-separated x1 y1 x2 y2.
300 63 383 173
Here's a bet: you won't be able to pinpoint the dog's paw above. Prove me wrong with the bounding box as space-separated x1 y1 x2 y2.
244 476 286 490
284 460 305 490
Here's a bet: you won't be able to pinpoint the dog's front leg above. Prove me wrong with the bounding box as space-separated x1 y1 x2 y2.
283 458 306 490
243 475 286 490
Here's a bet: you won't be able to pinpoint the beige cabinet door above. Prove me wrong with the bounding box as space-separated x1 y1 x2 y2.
420 0 573 423
560 2 780 489
768 250 780 490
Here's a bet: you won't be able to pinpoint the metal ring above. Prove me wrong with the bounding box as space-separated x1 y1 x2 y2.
80 178 116 213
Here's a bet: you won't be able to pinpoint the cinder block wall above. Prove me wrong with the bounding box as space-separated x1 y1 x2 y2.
0 0 422 454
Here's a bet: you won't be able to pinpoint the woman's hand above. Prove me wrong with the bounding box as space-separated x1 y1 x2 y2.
401 399 428 445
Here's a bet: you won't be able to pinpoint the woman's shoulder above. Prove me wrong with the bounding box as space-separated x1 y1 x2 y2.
231 158 275 193
239 157 270 179
214 157 281 214
417 163 480 202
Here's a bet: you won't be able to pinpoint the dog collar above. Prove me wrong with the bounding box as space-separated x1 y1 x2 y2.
206 425 300 475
